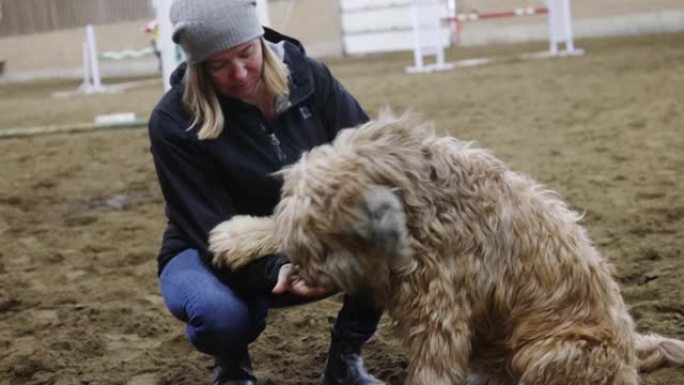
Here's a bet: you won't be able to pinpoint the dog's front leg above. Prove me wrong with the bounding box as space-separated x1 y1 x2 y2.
209 215 280 270
402 316 471 385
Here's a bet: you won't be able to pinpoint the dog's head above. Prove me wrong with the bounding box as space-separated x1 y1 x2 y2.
277 182 412 298
273 115 426 302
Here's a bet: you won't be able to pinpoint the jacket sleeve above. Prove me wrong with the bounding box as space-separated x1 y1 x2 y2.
309 58 370 139
148 107 288 294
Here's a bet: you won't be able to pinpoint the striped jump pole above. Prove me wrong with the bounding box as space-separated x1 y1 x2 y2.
448 6 549 22
444 6 549 44
406 0 583 74
441 0 582 57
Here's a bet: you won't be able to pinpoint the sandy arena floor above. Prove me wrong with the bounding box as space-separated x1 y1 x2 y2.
0 33 683 385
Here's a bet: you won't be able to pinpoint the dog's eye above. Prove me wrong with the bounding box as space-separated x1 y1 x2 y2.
321 243 331 258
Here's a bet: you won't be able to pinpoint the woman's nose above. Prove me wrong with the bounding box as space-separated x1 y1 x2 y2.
230 62 248 81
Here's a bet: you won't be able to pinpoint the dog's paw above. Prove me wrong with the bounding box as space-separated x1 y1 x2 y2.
209 215 279 270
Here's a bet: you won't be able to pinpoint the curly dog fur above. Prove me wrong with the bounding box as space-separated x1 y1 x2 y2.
209 112 684 385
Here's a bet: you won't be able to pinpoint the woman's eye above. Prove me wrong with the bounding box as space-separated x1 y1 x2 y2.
207 63 225 72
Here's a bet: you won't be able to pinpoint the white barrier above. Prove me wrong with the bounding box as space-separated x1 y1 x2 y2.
339 0 425 55
99 47 156 61
407 0 584 73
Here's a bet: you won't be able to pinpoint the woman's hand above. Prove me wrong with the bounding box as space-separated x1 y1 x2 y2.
272 263 328 297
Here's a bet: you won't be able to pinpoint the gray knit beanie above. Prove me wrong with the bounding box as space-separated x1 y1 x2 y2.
170 0 264 64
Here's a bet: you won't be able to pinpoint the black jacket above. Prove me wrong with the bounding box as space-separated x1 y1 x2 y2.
148 29 368 294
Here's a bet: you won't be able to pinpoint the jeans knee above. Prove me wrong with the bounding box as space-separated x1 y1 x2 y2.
186 300 266 357
158 249 269 357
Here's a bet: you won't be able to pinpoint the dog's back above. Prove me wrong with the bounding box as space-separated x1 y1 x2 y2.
419 136 638 378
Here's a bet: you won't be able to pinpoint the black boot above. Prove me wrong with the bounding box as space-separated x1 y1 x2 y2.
322 330 384 385
212 352 257 385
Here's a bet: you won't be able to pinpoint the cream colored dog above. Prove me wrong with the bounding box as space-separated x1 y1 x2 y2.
209 112 684 385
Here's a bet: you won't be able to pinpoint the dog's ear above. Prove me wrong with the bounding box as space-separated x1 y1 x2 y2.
360 186 412 269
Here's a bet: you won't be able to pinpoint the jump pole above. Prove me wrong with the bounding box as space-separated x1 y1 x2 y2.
528 0 583 58
78 24 103 94
439 0 583 63
154 0 180 92
79 41 91 92
453 6 549 21
406 0 455 73
560 0 577 53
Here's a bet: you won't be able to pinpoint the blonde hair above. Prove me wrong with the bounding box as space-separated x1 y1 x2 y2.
182 38 290 140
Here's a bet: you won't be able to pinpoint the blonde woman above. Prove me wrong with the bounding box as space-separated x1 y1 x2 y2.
148 1 383 384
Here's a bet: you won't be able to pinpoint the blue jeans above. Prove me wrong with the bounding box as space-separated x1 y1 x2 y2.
159 249 383 359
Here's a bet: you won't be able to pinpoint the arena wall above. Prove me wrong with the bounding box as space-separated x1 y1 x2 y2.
0 0 682 82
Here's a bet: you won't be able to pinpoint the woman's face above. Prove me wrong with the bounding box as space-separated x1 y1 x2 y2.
204 38 264 102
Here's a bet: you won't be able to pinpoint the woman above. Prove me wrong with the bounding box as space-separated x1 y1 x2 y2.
148 0 384 384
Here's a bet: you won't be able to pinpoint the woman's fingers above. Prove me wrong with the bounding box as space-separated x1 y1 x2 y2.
272 263 327 297
272 263 294 294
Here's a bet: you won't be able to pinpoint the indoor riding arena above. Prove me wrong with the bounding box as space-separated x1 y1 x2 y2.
0 0 683 384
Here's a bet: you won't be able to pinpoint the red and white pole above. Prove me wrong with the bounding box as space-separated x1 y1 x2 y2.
443 7 548 23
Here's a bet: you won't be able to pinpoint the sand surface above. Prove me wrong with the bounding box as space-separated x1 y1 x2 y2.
1 33 683 384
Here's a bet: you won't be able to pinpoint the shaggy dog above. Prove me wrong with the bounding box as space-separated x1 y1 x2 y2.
209 113 684 385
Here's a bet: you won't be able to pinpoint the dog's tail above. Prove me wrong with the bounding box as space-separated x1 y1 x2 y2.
634 332 684 372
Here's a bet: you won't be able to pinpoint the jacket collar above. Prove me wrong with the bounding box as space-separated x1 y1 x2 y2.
280 41 314 110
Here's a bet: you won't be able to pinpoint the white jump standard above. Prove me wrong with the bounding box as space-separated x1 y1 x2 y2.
406 0 584 73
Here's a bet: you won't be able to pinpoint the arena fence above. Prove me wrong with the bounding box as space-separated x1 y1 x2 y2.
0 0 154 37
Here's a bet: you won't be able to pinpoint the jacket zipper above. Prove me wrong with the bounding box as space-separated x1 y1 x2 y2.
260 124 286 163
